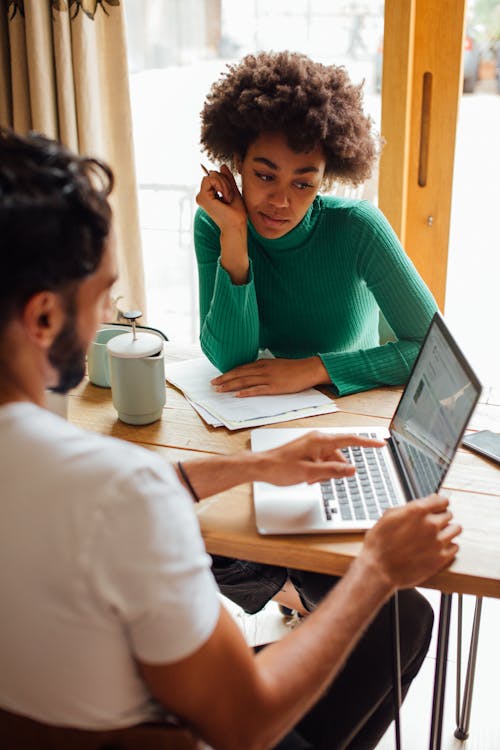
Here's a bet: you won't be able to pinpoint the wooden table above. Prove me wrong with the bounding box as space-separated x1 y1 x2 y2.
69 343 500 748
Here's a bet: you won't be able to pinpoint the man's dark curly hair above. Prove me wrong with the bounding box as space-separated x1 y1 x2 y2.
200 51 378 188
0 127 113 327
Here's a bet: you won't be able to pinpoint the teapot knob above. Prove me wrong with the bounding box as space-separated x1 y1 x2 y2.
121 310 142 341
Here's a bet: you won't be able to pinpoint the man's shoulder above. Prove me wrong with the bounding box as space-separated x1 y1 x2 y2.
0 401 167 491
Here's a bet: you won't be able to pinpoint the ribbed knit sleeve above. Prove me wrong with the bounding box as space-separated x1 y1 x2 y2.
194 208 260 371
319 201 437 396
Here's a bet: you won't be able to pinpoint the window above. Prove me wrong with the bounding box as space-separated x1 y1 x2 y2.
446 1 500 384
124 0 384 342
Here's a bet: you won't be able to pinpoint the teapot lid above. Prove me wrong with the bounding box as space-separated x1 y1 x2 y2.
106 331 163 359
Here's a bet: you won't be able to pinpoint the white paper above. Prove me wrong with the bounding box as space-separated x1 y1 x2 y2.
189 399 223 427
219 401 339 430
200 389 333 422
165 357 338 429
165 358 220 398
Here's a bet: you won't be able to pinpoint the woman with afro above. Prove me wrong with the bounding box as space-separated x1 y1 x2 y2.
194 52 436 749
195 50 437 397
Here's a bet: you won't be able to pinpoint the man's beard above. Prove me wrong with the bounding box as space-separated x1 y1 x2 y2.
48 302 86 394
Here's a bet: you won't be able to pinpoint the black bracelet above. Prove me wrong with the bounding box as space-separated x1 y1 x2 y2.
177 461 200 503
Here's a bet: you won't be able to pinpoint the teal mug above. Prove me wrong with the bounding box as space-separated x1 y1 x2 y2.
87 328 125 387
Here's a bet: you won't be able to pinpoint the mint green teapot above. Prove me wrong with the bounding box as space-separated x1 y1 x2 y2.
106 311 166 425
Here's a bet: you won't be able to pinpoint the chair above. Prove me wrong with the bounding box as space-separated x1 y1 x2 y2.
0 708 201 750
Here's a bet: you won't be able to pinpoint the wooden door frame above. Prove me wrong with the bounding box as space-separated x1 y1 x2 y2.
378 0 467 310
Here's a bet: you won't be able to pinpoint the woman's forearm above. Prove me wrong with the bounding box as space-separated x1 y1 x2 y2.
219 225 250 284
319 338 421 396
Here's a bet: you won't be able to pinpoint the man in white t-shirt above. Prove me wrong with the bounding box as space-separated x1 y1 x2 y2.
0 128 461 750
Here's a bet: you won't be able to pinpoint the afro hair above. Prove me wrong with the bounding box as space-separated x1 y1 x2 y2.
200 50 379 188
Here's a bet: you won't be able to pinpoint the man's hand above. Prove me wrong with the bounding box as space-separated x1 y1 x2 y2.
212 356 330 396
360 494 461 590
257 430 386 486
177 431 385 500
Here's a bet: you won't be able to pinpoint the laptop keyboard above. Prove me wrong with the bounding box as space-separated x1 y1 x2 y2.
320 432 399 522
406 443 442 492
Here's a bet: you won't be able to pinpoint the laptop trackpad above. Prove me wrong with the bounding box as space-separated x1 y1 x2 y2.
255 485 324 534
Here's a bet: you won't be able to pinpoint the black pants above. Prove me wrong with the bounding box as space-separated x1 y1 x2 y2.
213 559 433 750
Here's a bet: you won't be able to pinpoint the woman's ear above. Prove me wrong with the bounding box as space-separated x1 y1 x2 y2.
233 154 243 174
22 292 65 350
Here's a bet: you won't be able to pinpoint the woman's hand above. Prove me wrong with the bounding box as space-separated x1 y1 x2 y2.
258 431 386 486
197 164 249 284
196 164 247 232
211 356 330 397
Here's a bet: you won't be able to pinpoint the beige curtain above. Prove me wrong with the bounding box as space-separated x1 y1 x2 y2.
0 0 146 319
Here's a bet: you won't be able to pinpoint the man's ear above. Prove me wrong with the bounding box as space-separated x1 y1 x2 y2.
22 292 65 350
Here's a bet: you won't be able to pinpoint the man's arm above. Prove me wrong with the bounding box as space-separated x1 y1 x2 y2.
175 431 385 500
139 494 460 750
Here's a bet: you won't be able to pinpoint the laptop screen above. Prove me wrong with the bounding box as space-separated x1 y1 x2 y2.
390 314 482 498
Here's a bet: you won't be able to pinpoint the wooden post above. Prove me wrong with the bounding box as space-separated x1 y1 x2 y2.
378 0 415 244
379 0 467 310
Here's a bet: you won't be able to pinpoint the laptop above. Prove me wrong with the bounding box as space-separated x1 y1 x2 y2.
251 313 482 535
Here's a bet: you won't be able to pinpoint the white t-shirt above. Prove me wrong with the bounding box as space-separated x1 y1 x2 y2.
0 402 220 729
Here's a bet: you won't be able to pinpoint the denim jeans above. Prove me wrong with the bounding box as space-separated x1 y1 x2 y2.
211 555 288 614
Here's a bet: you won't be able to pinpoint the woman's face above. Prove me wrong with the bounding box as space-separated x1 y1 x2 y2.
236 132 326 239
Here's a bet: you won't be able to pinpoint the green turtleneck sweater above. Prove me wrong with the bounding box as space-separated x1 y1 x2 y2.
194 195 438 396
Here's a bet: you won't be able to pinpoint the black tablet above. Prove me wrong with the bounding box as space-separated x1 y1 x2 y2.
462 430 500 466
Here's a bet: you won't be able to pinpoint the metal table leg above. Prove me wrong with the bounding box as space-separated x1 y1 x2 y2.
429 593 453 750
391 593 402 750
455 595 483 740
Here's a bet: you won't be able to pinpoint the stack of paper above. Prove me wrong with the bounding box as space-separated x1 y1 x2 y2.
165 357 338 430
